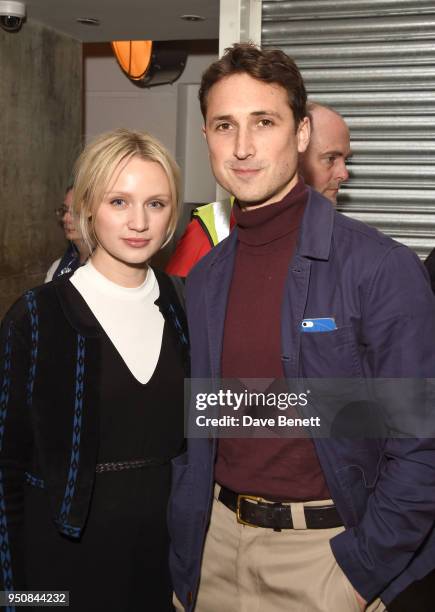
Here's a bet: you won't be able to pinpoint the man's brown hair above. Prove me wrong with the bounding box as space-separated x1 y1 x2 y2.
199 42 307 127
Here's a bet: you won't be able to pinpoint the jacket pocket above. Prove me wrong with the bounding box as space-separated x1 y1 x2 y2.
336 458 380 525
300 325 363 378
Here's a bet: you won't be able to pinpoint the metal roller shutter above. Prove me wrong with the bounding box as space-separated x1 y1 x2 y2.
262 0 435 258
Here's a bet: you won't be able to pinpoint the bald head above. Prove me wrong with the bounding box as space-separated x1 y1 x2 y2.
299 103 351 204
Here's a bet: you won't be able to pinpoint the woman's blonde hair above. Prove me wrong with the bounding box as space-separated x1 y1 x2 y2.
72 129 181 251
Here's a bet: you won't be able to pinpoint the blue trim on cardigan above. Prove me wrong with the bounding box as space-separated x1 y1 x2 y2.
24 291 38 409
0 324 14 606
0 324 12 453
168 304 188 346
55 520 81 538
0 470 14 610
58 334 85 532
24 472 44 489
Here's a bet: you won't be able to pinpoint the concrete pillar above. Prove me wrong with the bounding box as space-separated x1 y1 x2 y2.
0 20 82 316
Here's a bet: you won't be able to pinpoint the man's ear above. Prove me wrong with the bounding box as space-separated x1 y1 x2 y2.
202 124 207 139
297 116 310 154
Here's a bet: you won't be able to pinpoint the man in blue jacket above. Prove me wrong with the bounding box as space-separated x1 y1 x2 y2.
169 43 435 612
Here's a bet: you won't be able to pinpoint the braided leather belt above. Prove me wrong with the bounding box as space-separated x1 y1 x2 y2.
95 458 168 473
219 486 343 530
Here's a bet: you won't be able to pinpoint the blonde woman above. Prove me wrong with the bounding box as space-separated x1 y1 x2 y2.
0 129 188 611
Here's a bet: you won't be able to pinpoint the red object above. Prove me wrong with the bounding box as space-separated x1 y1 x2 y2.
165 219 212 276
166 212 236 277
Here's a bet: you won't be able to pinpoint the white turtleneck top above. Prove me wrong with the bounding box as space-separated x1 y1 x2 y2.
70 261 164 384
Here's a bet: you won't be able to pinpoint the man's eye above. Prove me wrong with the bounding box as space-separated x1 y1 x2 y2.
258 119 273 127
216 122 231 131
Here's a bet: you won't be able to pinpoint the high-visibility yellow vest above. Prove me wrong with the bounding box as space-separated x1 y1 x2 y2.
192 197 234 247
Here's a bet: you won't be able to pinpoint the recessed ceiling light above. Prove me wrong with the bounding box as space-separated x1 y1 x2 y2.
180 14 205 22
76 17 100 26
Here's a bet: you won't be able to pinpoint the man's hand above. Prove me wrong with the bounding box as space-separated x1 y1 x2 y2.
354 589 367 611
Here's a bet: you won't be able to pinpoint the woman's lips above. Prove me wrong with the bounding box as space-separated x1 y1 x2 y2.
122 238 151 248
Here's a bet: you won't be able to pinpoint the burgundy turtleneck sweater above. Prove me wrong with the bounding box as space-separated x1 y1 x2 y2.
215 180 330 501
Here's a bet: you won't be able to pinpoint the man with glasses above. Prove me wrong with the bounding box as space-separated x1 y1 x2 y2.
45 186 89 281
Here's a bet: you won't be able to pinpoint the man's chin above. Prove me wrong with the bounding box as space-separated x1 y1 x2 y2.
229 186 274 208
323 189 338 205
215 175 264 206
237 189 288 209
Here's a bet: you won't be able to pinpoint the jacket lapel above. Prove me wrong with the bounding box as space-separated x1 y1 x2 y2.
281 188 334 377
54 272 103 338
154 268 190 374
205 232 237 379
281 255 312 378
297 188 334 261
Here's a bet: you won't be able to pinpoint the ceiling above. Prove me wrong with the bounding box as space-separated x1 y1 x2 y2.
24 0 219 42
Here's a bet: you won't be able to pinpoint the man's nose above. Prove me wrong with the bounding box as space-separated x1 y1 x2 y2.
336 159 349 183
234 127 255 160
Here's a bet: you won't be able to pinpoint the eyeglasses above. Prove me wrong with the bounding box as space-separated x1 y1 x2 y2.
54 206 72 218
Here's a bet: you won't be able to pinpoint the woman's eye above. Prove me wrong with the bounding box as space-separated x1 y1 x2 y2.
148 200 164 208
110 198 126 207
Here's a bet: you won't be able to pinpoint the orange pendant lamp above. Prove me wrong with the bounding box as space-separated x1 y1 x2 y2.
111 40 187 88
111 40 153 82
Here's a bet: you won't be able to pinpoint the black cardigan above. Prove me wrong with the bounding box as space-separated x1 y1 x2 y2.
0 268 189 591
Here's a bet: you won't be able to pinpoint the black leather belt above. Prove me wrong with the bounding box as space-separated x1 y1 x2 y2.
218 486 343 530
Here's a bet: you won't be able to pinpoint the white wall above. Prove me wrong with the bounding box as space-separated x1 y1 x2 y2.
84 45 216 164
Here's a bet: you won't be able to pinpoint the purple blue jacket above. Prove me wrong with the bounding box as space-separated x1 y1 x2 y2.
168 188 435 609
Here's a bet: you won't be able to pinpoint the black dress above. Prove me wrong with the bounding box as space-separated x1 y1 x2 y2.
23 318 185 611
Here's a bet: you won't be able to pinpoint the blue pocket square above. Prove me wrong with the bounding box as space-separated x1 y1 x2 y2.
301 318 337 332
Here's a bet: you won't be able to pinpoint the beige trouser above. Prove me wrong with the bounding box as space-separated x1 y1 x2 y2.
175 485 386 612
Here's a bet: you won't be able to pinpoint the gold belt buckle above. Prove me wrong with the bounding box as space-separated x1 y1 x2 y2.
236 494 263 527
